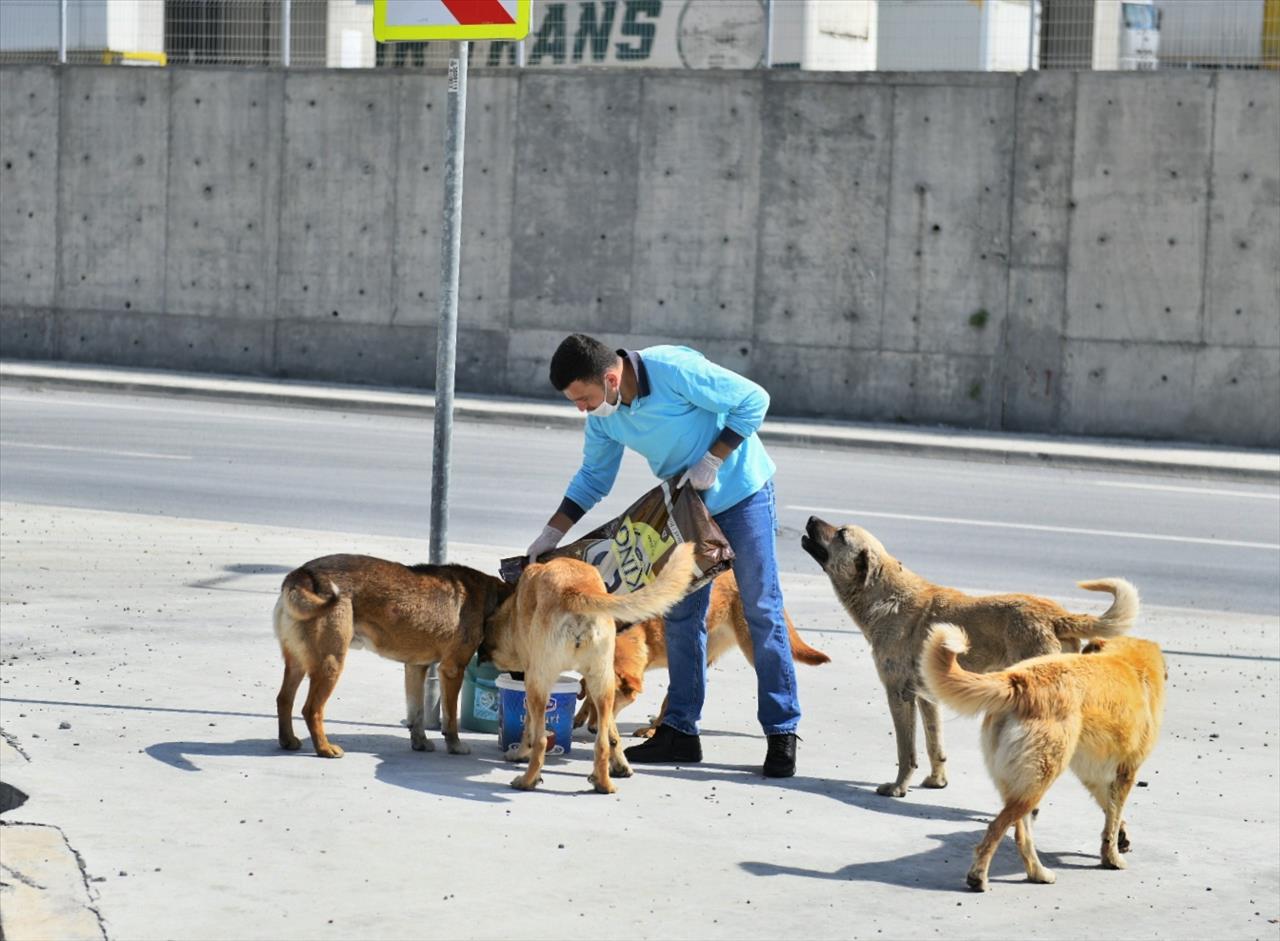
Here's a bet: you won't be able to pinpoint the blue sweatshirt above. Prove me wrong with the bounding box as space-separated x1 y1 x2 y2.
563 345 776 517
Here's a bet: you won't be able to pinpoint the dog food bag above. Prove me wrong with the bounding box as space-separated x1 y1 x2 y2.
500 479 734 595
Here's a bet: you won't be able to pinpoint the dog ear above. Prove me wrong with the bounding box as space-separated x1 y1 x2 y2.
854 548 872 586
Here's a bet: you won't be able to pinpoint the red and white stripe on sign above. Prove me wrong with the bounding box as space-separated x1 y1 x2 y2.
439 0 516 25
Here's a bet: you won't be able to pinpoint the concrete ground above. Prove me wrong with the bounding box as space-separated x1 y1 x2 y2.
1 365 1278 940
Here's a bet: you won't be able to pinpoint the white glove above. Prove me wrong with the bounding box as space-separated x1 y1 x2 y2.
678 452 723 491
526 524 565 563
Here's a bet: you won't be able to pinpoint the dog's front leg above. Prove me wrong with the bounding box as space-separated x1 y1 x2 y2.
918 696 948 789
403 663 435 752
438 660 471 755
877 687 918 797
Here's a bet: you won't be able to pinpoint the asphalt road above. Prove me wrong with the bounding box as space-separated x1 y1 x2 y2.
1 385 1276 617
2 383 1278 941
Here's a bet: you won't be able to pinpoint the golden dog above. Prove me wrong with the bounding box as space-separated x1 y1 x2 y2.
923 626 1166 891
483 542 696 794
801 516 1138 796
273 555 512 758
573 569 831 736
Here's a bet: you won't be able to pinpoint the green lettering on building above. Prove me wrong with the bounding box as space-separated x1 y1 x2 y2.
574 1 618 63
530 3 568 65
616 0 660 61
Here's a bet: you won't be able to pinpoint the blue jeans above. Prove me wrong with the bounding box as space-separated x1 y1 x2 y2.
662 480 801 737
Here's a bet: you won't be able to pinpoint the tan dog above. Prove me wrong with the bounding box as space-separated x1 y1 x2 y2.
801 516 1138 797
923 626 1166 891
273 555 512 758
573 570 831 736
483 542 696 794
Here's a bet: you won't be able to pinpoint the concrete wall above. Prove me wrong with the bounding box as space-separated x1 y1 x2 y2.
1 65 1276 447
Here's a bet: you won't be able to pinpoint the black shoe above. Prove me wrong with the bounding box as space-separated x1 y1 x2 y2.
763 733 797 778
624 724 702 764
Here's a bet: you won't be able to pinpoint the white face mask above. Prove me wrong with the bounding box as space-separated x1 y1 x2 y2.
587 378 621 418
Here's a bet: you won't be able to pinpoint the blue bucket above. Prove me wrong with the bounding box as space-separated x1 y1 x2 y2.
496 673 579 757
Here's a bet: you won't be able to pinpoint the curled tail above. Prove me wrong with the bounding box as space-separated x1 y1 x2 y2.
571 542 697 623
1054 577 1139 642
785 611 831 666
280 568 340 620
921 624 1015 717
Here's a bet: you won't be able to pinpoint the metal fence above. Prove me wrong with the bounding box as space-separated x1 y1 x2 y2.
0 0 1276 71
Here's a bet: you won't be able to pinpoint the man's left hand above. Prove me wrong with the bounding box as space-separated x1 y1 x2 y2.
678 452 723 491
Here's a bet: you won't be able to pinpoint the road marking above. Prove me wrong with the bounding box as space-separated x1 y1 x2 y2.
0 441 191 461
1092 480 1279 500
788 505 1280 551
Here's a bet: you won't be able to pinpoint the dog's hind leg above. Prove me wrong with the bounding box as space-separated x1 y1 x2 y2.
877 686 918 797
511 679 550 791
276 650 306 751
967 796 1039 892
584 665 629 791
1100 766 1137 869
403 663 435 752
918 696 948 789
1013 812 1056 884
438 658 470 755
301 652 347 758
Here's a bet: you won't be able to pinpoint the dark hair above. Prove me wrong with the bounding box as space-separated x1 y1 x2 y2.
549 334 616 391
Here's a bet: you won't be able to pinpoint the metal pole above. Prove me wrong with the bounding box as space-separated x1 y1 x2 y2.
281 0 291 67
58 0 67 64
424 40 468 729
763 0 773 68
432 42 466 566
1027 0 1037 70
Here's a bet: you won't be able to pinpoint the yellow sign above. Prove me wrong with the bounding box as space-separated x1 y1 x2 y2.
374 0 533 42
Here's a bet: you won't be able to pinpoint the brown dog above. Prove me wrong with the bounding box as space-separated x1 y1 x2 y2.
801 516 1138 797
573 569 831 736
923 626 1166 891
273 555 512 758
483 543 697 794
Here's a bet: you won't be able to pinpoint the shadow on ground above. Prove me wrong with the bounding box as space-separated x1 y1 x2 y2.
144 730 623 804
740 828 1102 893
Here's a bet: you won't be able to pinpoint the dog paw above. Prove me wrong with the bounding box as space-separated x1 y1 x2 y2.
446 739 471 756
610 761 633 778
632 726 657 739
510 774 542 791
279 736 301 751
410 737 435 752
921 773 948 789
316 744 344 759
1029 868 1057 885
1101 853 1127 870
965 872 989 892
876 782 908 797
588 773 617 795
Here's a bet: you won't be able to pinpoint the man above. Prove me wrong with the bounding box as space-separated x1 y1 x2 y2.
525 334 800 777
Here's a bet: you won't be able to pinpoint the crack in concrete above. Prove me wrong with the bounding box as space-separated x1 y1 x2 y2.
0 728 31 762
0 821 108 941
1 861 47 891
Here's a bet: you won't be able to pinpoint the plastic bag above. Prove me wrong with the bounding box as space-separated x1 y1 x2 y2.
500 479 734 596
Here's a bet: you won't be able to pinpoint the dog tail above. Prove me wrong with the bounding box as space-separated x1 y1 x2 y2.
280 568 340 620
570 542 697 623
786 611 831 666
921 624 1016 718
1054 578 1140 641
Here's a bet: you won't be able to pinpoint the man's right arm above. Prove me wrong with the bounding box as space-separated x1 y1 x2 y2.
527 420 624 561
